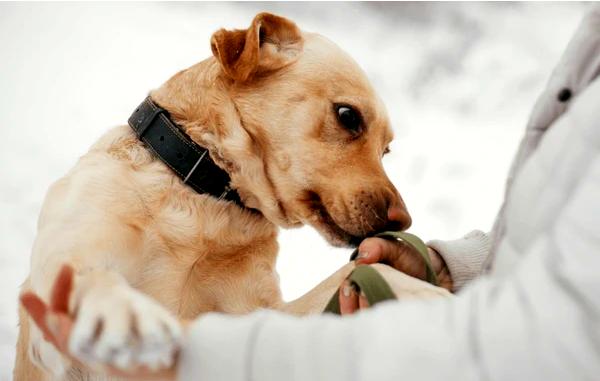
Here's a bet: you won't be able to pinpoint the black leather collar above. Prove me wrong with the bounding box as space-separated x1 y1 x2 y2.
128 96 243 207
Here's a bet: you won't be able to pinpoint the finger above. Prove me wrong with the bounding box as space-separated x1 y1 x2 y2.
49 313 75 352
356 237 400 265
355 238 383 264
339 280 359 315
20 292 55 343
51 265 74 314
358 292 370 310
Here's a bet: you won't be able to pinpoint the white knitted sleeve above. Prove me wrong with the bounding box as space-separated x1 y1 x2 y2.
427 230 491 292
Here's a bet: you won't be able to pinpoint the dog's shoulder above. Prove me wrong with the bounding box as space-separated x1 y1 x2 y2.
90 125 155 167
38 125 172 227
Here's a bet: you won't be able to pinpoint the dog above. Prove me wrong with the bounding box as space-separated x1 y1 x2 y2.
14 12 419 380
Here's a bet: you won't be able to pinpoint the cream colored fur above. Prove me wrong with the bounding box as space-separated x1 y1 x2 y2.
14 13 447 381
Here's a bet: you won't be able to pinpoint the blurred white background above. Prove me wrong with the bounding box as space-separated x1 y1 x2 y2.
0 2 587 377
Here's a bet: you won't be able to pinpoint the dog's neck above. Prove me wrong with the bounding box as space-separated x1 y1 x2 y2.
129 96 248 210
148 59 293 228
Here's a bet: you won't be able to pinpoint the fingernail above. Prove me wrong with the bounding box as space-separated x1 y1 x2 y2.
357 251 369 260
342 284 353 297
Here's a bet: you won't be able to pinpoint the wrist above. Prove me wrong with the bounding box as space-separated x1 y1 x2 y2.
427 247 453 291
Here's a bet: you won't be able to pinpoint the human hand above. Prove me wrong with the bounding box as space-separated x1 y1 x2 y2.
20 265 178 380
339 237 453 314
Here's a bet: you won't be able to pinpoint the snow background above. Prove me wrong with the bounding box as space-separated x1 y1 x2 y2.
0 2 587 378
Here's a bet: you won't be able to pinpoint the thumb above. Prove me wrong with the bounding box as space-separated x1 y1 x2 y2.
355 237 402 265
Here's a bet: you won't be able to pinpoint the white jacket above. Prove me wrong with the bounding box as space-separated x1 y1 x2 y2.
178 7 600 381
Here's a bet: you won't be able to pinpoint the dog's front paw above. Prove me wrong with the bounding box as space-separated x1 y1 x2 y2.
69 285 181 371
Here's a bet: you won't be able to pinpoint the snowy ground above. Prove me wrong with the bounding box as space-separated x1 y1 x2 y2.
0 2 586 378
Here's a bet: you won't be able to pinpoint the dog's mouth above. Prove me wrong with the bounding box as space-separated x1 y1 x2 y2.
300 191 362 247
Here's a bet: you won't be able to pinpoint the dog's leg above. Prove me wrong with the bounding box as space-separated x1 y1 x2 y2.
66 269 182 372
281 262 357 315
282 263 451 315
24 220 182 376
24 267 181 378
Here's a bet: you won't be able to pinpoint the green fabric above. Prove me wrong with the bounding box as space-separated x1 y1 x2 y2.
375 231 439 286
323 265 397 315
324 232 438 314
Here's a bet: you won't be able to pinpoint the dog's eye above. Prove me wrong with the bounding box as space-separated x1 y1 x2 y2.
383 146 391 156
335 104 363 134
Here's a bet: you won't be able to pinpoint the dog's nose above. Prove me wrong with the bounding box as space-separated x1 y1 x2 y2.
386 205 412 231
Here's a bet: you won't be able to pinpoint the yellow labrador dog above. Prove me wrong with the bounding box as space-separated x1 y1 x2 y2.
15 12 446 380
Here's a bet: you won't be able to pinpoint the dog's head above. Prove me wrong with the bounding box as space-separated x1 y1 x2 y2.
155 13 410 247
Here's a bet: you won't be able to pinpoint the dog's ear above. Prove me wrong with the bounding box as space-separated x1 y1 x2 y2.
210 12 304 82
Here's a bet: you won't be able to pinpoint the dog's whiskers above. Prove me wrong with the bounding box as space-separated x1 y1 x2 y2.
359 214 375 237
369 206 385 223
